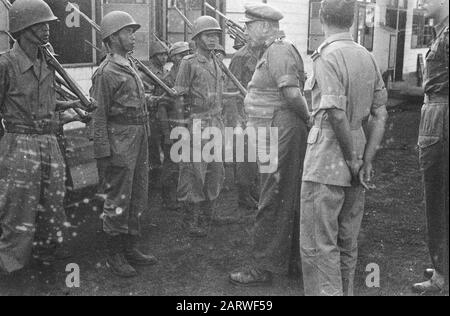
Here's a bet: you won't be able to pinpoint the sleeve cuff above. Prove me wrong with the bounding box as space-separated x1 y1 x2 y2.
372 89 388 109
319 95 347 111
277 75 300 89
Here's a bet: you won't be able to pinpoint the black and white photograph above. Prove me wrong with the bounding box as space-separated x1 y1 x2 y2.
0 0 448 298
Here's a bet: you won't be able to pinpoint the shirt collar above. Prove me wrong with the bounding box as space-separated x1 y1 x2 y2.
108 53 132 67
434 16 449 38
11 42 34 74
317 32 353 53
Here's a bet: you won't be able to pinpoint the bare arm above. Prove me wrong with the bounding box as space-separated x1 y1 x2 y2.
359 105 388 189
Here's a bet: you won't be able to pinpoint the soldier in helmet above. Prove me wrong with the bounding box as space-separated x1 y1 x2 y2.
159 41 190 212
0 0 74 273
299 0 388 296
91 11 157 278
142 40 170 190
174 16 226 238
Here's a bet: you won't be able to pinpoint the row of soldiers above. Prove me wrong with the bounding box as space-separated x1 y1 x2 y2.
0 0 448 296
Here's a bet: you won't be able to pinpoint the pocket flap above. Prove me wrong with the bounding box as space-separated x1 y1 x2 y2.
307 126 320 144
418 135 440 149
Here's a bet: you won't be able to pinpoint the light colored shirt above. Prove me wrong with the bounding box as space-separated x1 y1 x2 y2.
303 32 387 187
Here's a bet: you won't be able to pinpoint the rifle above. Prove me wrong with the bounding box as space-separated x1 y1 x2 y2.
172 5 247 96
0 0 11 9
204 3 247 45
69 3 178 98
173 4 193 29
41 43 96 112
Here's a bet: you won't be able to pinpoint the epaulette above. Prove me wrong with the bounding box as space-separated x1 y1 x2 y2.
311 50 320 61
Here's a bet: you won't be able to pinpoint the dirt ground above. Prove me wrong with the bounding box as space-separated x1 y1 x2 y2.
0 100 448 296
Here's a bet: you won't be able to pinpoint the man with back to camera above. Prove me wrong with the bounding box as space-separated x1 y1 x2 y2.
299 0 388 296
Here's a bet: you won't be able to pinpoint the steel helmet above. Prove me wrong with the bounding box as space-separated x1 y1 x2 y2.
191 16 222 40
100 11 141 41
150 41 169 57
9 0 58 34
169 42 190 57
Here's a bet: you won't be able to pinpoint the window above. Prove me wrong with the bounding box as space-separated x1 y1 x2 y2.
308 0 324 54
45 0 101 66
355 4 375 51
411 9 433 48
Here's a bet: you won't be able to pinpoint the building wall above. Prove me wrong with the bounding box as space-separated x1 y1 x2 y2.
0 3 9 54
403 0 429 74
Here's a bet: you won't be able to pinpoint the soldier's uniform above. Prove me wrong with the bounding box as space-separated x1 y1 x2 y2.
233 4 309 278
175 16 225 237
142 42 169 189
414 15 449 292
300 32 387 296
92 11 156 278
159 42 190 211
0 0 67 274
228 44 259 209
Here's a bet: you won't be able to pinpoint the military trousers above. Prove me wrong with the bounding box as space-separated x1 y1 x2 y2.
177 116 225 205
98 124 149 236
0 133 67 273
300 181 365 296
248 110 307 274
418 100 449 279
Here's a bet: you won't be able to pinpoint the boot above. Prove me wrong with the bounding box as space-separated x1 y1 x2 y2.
412 270 446 294
123 235 158 266
105 235 138 278
188 203 208 238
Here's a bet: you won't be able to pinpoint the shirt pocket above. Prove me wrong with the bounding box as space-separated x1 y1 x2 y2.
307 126 320 144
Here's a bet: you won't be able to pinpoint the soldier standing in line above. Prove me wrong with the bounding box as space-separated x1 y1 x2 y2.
412 0 449 294
159 41 191 211
0 0 75 273
227 37 260 211
299 0 388 296
91 11 157 278
174 16 228 238
143 40 170 190
229 3 310 286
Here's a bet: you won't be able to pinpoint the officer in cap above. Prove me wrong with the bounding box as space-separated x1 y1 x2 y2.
299 0 388 296
229 3 310 286
158 41 190 212
174 16 226 238
143 40 170 190
0 0 72 273
91 11 157 278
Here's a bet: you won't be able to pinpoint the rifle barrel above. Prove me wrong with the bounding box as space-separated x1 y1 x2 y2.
42 45 92 111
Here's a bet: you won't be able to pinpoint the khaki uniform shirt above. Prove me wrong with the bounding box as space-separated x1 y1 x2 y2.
175 52 224 117
90 53 147 159
244 31 305 121
303 33 387 187
0 42 57 126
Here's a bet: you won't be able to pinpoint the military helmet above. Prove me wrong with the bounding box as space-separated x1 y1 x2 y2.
100 11 141 41
150 41 169 57
191 16 222 39
9 0 58 34
169 42 190 57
